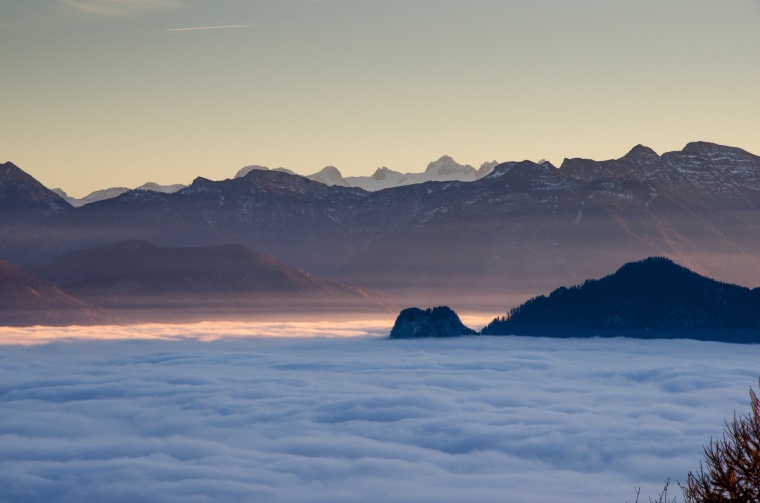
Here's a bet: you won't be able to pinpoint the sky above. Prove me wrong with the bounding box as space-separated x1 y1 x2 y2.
1 0 759 197
1 330 759 502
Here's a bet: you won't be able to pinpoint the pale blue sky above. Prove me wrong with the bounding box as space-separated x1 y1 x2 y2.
2 0 759 196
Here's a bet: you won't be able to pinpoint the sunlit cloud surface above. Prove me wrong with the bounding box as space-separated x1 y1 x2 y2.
0 331 758 502
0 320 393 345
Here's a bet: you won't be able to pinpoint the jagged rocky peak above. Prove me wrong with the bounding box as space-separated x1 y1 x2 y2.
236 165 296 178
504 161 573 189
558 145 661 182
502 159 559 176
536 159 554 167
678 141 760 164
136 182 186 193
477 160 500 178
307 166 350 187
184 176 218 193
389 306 477 339
425 156 477 176
52 182 186 207
620 144 661 171
235 165 351 187
1 161 24 177
681 141 734 156
660 142 760 191
484 161 517 177
1 161 45 190
52 187 74 202
623 143 660 159
371 167 401 180
236 165 270 178
0 161 71 210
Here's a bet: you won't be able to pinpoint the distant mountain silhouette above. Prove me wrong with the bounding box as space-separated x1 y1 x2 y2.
0 259 116 326
34 240 387 321
0 162 70 213
481 257 760 341
53 183 186 207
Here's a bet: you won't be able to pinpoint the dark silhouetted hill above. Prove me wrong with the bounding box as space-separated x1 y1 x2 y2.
0 162 71 213
481 257 760 341
389 306 476 339
35 240 387 321
0 259 117 326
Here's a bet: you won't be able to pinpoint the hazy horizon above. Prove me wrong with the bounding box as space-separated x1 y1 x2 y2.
2 0 759 197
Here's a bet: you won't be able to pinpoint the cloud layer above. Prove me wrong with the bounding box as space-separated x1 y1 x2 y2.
1 331 758 502
57 0 180 17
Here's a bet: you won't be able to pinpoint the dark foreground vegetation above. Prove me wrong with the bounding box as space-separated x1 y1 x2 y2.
631 381 760 503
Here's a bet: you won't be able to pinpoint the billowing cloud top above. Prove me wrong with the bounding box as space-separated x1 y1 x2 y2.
1 329 758 502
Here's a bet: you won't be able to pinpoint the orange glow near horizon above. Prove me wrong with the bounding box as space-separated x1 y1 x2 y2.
0 314 497 346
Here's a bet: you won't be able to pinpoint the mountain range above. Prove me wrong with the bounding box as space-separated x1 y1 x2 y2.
56 155 500 207
234 156 500 190
1 240 385 325
53 182 186 207
2 141 760 315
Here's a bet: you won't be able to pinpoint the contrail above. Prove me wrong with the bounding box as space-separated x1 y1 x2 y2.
166 24 267 32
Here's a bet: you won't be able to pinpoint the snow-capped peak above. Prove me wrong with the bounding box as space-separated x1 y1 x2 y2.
425 156 477 176
371 167 402 180
477 160 500 179
306 166 350 187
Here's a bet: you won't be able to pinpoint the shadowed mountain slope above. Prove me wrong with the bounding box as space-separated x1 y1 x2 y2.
35 240 386 321
0 259 116 326
481 257 760 341
0 162 71 213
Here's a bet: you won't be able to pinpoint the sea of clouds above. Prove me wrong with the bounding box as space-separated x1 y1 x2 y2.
1 323 758 503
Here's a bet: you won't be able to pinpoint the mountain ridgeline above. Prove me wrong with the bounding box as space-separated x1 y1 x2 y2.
480 257 760 341
3 141 760 313
28 240 387 322
0 259 118 326
481 257 760 342
388 258 760 342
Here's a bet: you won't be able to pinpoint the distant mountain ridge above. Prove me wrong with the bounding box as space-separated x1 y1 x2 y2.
53 182 187 207
346 156 499 191
32 240 387 321
560 142 760 206
233 155 499 191
41 140 760 206
0 162 70 213
4 141 760 312
0 258 116 326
